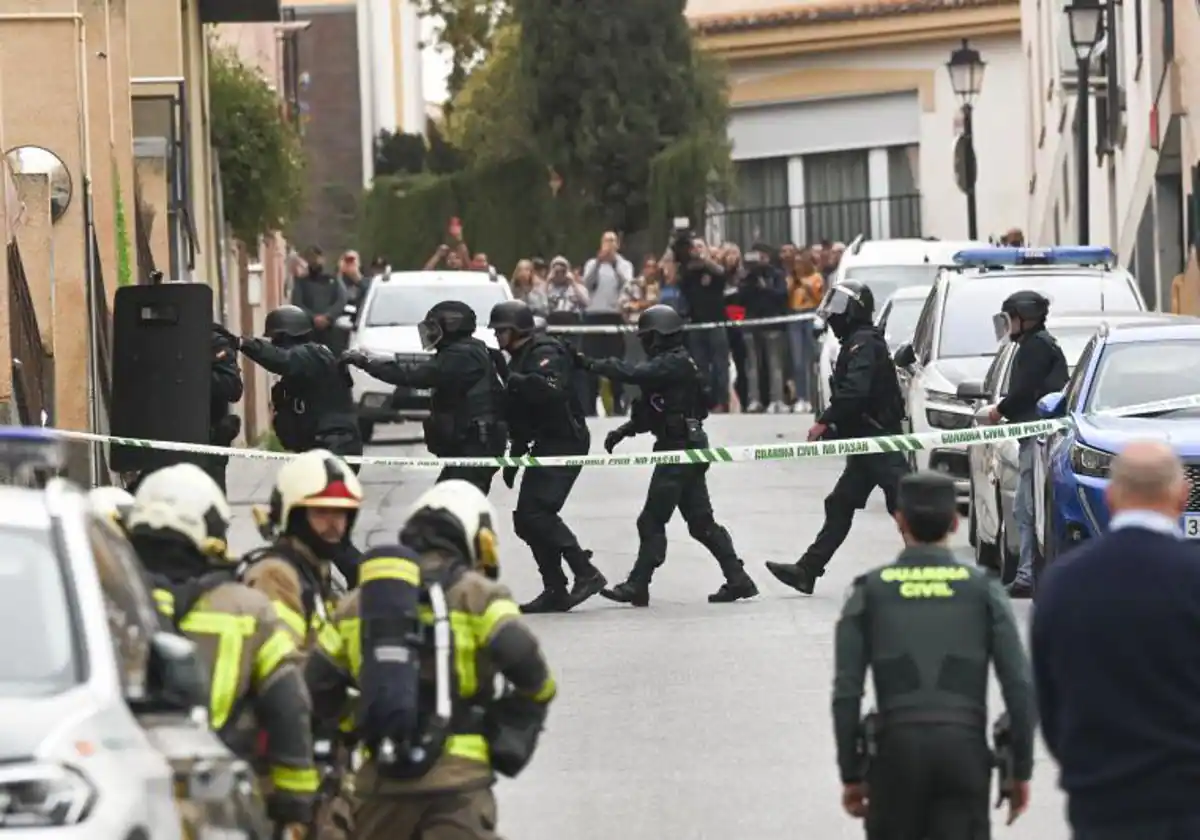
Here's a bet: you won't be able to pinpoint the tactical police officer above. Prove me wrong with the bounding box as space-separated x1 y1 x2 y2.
227 304 363 461
305 480 556 840
208 324 244 493
342 300 507 495
241 449 363 644
125 463 319 838
832 471 1034 838
577 304 758 605
766 279 910 595
985 290 1068 598
488 299 607 613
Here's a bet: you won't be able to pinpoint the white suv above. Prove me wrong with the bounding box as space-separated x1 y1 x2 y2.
814 237 987 412
893 246 1145 504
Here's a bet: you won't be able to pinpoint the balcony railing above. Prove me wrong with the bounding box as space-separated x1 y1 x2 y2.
708 194 922 250
7 241 53 426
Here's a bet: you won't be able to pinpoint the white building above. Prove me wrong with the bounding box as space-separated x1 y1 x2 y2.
1022 0 1187 310
691 0 1027 246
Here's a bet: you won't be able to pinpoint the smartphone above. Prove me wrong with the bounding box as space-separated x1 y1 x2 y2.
448 216 462 238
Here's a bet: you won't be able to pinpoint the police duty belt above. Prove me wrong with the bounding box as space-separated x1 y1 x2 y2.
41 392 1200 469
546 312 818 334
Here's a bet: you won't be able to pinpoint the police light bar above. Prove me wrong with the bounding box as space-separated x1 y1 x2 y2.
952 246 1116 268
0 426 65 474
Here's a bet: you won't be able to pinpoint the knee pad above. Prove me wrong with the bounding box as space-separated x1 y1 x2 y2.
636 511 662 538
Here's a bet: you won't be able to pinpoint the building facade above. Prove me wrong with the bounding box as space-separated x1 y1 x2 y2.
282 0 424 253
692 0 1027 247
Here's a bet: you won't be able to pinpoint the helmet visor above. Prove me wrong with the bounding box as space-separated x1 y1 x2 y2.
418 319 444 351
817 286 857 319
993 312 1012 340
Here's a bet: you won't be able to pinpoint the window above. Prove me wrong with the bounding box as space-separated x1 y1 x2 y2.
880 296 926 351
1062 157 1070 218
843 265 940 311
804 150 869 244
1086 340 1200 412
1063 336 1097 409
729 157 789 248
909 283 942 362
886 145 921 237
89 519 157 701
366 283 510 328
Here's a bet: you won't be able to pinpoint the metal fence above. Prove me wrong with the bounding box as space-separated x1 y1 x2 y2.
707 194 922 250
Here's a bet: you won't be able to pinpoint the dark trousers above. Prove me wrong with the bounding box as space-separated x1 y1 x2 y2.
513 434 590 590
801 451 910 574
1074 817 1200 840
582 314 626 415
688 328 731 408
867 725 992 840
436 438 502 496
627 451 745 587
202 455 229 494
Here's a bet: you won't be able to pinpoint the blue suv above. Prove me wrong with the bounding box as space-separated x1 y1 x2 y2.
1035 317 1200 562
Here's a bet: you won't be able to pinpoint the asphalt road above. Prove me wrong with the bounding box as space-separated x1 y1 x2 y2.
226 414 1069 840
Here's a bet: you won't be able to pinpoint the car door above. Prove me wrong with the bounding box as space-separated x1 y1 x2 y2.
973 345 1013 542
87 518 183 839
901 285 941 434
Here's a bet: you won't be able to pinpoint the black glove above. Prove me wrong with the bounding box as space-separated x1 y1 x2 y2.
240 336 265 354
341 349 369 368
502 466 519 489
570 345 591 370
603 428 627 454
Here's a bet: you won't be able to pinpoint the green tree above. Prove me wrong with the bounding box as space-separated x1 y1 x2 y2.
443 24 534 164
208 44 305 243
513 0 728 233
419 0 510 101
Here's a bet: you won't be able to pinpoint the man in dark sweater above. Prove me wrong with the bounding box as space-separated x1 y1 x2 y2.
1032 440 1200 838
676 239 730 409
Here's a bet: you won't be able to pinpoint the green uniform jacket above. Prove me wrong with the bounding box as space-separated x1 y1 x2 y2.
830 545 1036 783
305 549 557 795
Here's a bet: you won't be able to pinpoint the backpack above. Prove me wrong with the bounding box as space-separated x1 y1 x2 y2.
357 551 464 780
237 542 330 637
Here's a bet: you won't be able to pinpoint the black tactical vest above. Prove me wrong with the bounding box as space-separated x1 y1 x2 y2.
832 325 905 436
507 335 587 442
271 343 357 450
635 346 709 442
859 552 993 723
425 338 506 455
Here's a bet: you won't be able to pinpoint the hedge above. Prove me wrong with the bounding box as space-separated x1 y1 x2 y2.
358 156 605 274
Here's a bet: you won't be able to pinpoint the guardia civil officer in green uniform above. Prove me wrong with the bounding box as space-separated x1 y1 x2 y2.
832 471 1034 839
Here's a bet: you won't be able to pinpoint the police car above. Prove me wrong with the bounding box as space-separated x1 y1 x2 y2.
892 246 1145 505
814 237 986 412
0 430 264 839
343 271 513 442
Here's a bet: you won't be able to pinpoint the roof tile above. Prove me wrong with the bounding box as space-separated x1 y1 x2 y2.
692 0 1015 33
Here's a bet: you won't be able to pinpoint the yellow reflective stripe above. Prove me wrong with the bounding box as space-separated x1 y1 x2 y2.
451 614 478 697
474 598 520 644
153 589 174 617
254 628 295 682
272 601 308 638
337 618 362 675
270 765 320 794
532 675 556 704
178 610 256 730
446 734 489 764
358 556 421 586
317 621 342 656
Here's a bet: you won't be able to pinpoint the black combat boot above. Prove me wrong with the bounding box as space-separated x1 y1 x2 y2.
708 575 759 603
600 581 650 607
520 588 574 614
765 560 820 595
565 549 606 608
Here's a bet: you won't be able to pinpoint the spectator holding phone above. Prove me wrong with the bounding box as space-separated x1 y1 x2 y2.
424 217 470 270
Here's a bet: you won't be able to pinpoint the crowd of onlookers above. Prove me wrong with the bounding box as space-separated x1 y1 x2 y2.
283 231 847 417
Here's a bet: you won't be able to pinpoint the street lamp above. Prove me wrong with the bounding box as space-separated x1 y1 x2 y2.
1065 0 1105 244
947 40 986 239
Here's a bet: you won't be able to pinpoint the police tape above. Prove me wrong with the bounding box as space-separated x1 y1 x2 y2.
46 391 1200 469
545 312 817 334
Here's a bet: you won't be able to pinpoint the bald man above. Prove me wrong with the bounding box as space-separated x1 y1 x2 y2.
1032 440 1200 839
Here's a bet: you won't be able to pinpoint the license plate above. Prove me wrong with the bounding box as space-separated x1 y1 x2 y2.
1183 514 1200 539
409 388 430 397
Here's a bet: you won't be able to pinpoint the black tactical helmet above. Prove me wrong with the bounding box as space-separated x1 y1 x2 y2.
637 305 685 337
264 305 314 341
1000 290 1050 322
419 300 477 350
488 300 536 335
818 279 875 324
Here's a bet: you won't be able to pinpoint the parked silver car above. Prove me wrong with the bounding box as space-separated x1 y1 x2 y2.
955 312 1179 578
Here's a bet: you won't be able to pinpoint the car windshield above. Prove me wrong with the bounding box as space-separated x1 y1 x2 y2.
0 526 79 695
1086 340 1200 414
844 265 940 306
999 326 1096 392
882 298 925 349
938 273 1141 359
366 283 508 327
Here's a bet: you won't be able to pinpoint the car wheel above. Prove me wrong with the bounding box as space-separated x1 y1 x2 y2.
358 418 375 444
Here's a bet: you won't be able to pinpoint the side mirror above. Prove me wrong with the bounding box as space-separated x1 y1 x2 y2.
1037 391 1066 418
956 380 988 401
141 632 209 715
893 343 916 368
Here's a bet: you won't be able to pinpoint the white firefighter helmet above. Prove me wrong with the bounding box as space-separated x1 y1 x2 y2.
405 479 499 576
125 463 232 558
88 486 135 526
269 449 363 531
